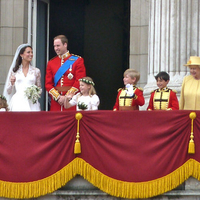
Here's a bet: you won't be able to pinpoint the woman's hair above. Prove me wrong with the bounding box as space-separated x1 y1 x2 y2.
13 45 32 72
79 77 96 96
124 69 140 84
0 95 9 111
54 35 68 45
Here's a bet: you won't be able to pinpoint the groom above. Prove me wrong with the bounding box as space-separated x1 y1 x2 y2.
45 35 86 111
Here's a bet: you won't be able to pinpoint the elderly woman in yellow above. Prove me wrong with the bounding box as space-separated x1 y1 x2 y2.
179 56 200 110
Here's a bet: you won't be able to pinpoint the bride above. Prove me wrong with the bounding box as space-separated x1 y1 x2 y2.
3 44 42 111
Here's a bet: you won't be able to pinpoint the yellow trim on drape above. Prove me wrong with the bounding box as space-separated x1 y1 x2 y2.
1 158 200 199
76 158 194 199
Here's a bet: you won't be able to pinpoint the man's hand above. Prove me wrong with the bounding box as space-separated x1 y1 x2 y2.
57 95 65 106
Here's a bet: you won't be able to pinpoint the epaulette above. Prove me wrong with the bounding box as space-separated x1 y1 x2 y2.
71 53 81 58
49 56 57 61
172 89 177 93
118 88 122 92
137 87 143 91
150 90 155 94
167 88 177 93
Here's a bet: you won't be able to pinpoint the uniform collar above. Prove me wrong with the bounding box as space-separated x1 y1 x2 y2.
59 51 70 59
158 87 168 92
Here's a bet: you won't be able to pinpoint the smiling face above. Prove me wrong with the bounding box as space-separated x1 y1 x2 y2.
54 38 68 56
79 81 91 96
123 74 136 86
156 77 169 89
189 65 200 80
20 47 33 62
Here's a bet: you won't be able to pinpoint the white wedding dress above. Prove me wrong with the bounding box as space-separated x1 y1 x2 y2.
6 65 41 111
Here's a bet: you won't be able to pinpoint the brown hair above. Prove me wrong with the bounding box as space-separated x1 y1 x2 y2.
13 45 32 73
0 95 9 111
54 35 68 45
124 69 140 84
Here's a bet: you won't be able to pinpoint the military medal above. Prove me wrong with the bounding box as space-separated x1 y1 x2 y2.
68 65 73 80
68 73 73 80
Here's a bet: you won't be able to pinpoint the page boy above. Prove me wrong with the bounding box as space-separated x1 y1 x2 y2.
113 69 145 111
147 71 179 110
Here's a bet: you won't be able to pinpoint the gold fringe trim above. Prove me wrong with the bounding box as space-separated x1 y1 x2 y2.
75 158 194 199
0 159 78 199
1 158 200 199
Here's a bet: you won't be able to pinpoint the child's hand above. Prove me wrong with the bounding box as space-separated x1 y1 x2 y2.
66 93 73 101
125 84 134 96
125 84 131 89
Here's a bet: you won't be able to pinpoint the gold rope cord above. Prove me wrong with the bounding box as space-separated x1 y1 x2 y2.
188 112 196 154
74 113 83 154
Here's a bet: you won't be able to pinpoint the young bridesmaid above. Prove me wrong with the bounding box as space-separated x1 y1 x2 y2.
0 95 9 111
64 77 100 111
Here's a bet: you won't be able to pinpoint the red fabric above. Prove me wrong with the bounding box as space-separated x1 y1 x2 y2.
0 112 76 182
147 89 179 110
113 88 144 110
0 110 198 183
45 55 86 111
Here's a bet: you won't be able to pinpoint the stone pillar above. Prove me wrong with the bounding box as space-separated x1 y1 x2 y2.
0 0 28 93
129 0 149 89
143 0 200 109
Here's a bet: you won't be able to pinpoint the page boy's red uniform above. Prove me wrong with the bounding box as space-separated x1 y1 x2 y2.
113 86 144 111
147 87 179 110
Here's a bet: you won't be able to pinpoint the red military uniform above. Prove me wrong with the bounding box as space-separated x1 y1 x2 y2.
147 87 179 110
113 85 145 111
45 51 86 111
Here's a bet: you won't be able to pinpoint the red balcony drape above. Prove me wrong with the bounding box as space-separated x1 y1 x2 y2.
0 110 200 199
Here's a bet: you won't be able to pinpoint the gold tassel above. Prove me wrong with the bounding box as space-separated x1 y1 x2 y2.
74 113 83 154
188 112 196 154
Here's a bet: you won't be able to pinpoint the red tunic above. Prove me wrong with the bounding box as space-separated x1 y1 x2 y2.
147 88 179 110
45 54 86 111
113 87 145 111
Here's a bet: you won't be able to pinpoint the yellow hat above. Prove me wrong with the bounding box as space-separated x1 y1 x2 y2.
184 56 200 66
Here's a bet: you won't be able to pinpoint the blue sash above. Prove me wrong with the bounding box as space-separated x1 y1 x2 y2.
54 55 79 86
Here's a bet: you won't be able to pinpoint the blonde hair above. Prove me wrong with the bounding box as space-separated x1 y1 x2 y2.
79 77 96 96
124 69 140 84
0 95 9 111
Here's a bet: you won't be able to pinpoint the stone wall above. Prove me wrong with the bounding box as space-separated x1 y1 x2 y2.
0 0 28 93
129 0 149 89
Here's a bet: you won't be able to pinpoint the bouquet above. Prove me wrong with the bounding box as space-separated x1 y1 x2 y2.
78 102 88 110
24 85 42 104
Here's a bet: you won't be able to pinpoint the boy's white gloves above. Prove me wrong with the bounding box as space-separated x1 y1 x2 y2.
125 84 134 96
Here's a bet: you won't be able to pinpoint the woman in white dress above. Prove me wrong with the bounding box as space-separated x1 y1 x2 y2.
3 44 41 111
64 77 100 111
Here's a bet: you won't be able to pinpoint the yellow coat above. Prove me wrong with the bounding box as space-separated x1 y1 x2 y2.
179 75 200 110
